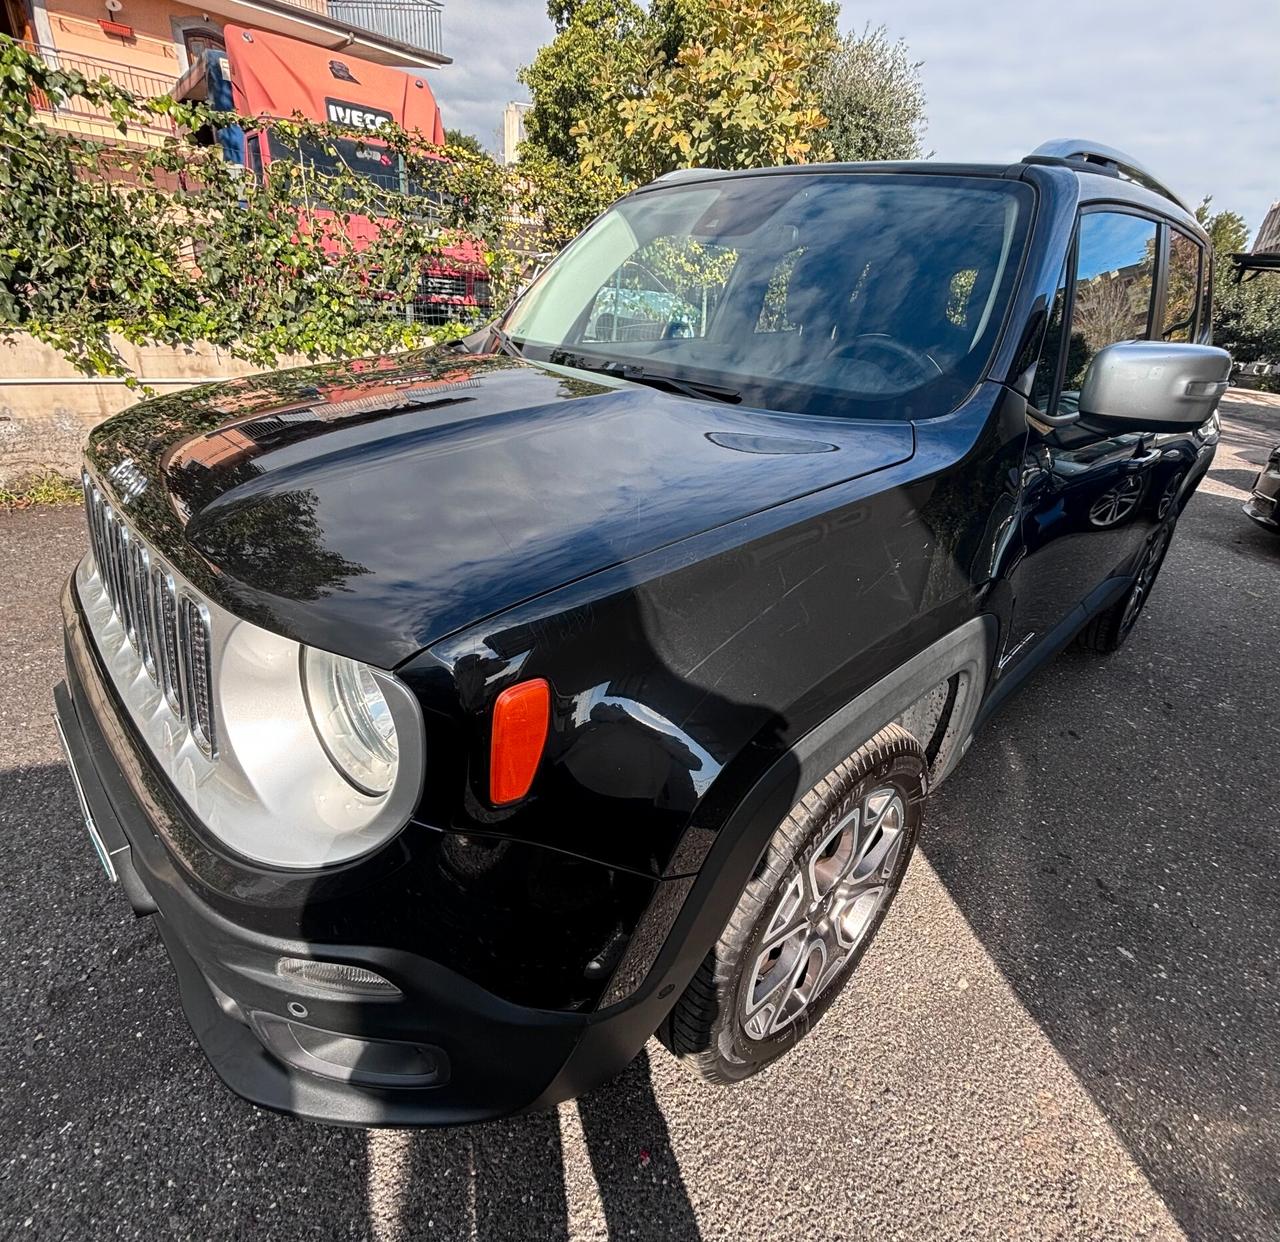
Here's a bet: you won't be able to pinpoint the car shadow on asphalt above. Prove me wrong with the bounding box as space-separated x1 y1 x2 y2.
1208 465 1264 493
361 1048 701 1240
919 487 1280 1242
7 747 703 1240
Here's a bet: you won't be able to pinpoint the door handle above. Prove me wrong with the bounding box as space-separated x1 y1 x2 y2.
1127 448 1161 467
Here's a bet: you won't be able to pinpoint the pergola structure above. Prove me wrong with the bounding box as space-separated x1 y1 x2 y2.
1232 201 1280 281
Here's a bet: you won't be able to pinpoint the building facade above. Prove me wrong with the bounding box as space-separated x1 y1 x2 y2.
3 0 447 139
501 99 529 165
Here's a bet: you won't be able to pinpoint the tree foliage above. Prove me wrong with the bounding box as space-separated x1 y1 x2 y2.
817 25 926 162
0 38 515 377
1196 196 1249 261
1216 277 1280 375
578 0 838 182
518 0 649 167
1195 196 1280 381
517 1 927 241
444 127 491 160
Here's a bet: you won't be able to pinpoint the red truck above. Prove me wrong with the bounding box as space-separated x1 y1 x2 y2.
173 24 490 324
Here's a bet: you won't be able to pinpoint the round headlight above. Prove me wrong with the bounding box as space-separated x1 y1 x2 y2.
303 649 399 795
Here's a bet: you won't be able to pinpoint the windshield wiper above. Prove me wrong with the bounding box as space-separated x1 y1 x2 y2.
489 325 525 359
556 356 741 405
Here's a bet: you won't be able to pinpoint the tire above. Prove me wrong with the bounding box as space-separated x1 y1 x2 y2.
1076 518 1175 654
660 724 927 1085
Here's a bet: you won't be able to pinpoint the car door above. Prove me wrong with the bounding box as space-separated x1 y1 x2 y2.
1004 207 1168 667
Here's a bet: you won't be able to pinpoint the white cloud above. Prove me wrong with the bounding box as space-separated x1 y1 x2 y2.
429 0 1280 237
843 0 1280 237
431 1 552 150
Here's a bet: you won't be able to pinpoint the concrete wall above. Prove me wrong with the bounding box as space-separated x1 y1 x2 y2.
0 334 313 483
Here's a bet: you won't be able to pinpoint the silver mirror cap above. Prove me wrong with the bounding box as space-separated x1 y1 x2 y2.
1079 341 1232 431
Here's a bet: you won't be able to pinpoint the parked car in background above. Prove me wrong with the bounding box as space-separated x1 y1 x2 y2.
54 140 1230 1126
1245 442 1280 531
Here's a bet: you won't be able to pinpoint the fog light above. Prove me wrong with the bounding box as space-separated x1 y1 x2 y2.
276 957 400 996
251 1012 447 1088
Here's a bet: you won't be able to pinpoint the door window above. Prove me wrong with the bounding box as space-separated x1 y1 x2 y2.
1061 211 1157 407
1162 229 1203 342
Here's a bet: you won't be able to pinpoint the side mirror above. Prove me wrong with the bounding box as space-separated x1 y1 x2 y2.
1079 341 1232 432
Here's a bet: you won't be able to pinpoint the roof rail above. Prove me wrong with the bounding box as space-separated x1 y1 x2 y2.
1026 139 1189 213
651 167 728 185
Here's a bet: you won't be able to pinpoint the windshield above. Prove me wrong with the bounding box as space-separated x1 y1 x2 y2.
502 173 1033 420
266 131 447 214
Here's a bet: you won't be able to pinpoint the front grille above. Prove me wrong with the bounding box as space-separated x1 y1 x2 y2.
82 468 216 757
418 272 468 300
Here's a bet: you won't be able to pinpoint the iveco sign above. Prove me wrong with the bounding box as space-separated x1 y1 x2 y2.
324 99 394 131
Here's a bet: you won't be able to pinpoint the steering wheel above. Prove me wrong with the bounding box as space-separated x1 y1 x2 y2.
832 334 943 383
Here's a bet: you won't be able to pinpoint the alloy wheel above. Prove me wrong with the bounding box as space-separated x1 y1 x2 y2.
1089 474 1145 527
1119 524 1172 638
742 785 906 1041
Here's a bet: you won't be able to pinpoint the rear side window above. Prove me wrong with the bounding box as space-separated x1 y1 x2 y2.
1062 211 1157 398
1163 230 1203 342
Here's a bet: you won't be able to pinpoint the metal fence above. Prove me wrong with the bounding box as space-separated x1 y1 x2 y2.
326 0 443 58
25 42 178 136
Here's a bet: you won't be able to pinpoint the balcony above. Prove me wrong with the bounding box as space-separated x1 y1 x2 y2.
326 0 443 60
25 42 179 142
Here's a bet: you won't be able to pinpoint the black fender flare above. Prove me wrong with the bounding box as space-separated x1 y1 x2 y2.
529 615 996 1110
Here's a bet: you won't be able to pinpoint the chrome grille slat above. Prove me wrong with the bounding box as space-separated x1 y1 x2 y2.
104 509 125 616
81 469 221 754
153 567 184 716
131 540 156 680
119 527 138 645
179 595 216 758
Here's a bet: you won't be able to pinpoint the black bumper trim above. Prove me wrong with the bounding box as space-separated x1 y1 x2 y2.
56 583 604 1126
55 570 771 1125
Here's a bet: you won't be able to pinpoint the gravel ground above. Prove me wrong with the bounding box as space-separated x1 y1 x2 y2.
1 396 1277 1241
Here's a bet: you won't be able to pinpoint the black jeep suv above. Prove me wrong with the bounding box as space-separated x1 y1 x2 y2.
54 141 1230 1126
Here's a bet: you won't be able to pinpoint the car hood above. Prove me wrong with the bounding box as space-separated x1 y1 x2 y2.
87 351 914 666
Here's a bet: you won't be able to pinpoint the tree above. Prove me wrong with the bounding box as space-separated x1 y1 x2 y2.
1195 196 1249 261
648 0 837 67
578 0 838 183
1216 277 1280 376
817 25 926 162
518 0 649 167
444 128 491 161
517 1 926 243
1194 196 1279 384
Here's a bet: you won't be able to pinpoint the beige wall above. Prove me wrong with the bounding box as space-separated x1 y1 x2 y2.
42 0 212 84
0 334 315 483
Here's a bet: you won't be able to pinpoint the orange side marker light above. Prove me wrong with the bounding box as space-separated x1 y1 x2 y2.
490 679 550 805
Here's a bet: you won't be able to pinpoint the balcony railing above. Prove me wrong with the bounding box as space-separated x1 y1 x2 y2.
326 0 443 57
26 42 179 137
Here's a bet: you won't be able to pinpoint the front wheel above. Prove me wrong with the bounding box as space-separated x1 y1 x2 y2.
661 724 926 1084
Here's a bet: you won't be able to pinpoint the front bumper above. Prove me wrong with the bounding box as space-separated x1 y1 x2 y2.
54 578 674 1127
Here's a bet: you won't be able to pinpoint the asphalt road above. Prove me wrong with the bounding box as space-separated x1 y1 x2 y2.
2 396 1278 1241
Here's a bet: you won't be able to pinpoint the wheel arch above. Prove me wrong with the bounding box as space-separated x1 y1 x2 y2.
594 615 995 1010
534 615 997 1105
719 613 995 857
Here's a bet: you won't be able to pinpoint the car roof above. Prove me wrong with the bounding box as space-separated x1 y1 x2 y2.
646 148 1206 239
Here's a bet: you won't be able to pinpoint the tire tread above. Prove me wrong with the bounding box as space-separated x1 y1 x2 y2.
659 723 924 1084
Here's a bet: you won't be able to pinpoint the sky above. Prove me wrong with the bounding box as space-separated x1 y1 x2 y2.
433 0 1280 240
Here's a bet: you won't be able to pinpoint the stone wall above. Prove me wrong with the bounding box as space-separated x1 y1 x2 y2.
0 335 313 484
